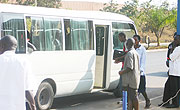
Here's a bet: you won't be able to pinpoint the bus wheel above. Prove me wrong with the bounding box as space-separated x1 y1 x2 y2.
35 82 54 110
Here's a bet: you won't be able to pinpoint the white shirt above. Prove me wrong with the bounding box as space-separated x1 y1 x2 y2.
0 51 33 110
135 45 146 76
169 46 180 76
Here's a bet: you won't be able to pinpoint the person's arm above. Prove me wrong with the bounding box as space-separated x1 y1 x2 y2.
119 67 132 75
140 47 146 73
114 55 125 63
170 46 180 61
119 52 133 75
24 60 37 110
26 90 36 110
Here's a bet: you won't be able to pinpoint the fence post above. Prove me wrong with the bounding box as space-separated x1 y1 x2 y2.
123 91 127 110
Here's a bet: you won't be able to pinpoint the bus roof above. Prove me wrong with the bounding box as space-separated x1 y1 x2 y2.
0 3 133 22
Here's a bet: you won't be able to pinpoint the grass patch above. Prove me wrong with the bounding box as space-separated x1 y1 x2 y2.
146 45 168 50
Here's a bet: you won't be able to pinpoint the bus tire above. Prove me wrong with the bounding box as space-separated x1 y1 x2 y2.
35 82 54 110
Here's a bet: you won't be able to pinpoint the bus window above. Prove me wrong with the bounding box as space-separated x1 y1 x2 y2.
26 16 45 51
88 21 94 50
112 22 136 50
64 19 71 50
44 17 63 51
1 13 26 53
64 19 94 50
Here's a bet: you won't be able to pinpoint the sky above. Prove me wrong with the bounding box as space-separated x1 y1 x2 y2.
62 0 177 8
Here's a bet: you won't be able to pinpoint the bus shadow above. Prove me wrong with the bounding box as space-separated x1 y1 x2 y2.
51 91 116 109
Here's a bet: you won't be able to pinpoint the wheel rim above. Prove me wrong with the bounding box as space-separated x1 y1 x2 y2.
39 88 50 106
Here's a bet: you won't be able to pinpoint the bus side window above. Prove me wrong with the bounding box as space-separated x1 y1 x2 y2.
64 19 72 50
2 13 26 53
27 30 36 52
44 17 63 51
26 16 38 52
53 30 61 50
28 16 45 51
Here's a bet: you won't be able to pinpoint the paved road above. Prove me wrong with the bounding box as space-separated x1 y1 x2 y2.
51 49 178 110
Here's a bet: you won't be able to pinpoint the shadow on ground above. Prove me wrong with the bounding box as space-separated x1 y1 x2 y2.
147 71 168 77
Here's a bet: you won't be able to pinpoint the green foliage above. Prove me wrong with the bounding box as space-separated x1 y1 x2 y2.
100 0 119 13
169 8 177 29
36 0 61 8
119 0 139 19
101 0 177 46
141 1 175 46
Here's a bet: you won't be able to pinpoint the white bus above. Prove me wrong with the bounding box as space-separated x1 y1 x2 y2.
0 4 137 110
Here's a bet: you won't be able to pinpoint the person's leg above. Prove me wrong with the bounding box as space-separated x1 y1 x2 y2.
142 92 150 106
139 76 151 108
128 97 133 110
132 97 139 110
114 76 122 98
162 76 171 102
141 76 151 108
165 76 179 108
158 76 171 106
171 76 179 107
129 87 139 110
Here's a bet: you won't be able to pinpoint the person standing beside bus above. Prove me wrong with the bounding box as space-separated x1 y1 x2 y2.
119 38 140 110
133 35 151 109
114 32 127 98
0 35 36 110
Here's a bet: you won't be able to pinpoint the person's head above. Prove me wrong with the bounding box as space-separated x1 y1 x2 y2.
133 35 141 46
0 35 17 54
126 38 135 50
174 35 180 46
118 32 126 42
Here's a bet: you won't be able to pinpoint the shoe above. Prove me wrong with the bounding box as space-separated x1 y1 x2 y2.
144 100 151 109
165 104 179 108
158 102 170 107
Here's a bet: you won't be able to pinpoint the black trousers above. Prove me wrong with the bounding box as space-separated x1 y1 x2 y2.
163 75 180 106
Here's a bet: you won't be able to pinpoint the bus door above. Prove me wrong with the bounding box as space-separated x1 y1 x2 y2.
94 25 109 88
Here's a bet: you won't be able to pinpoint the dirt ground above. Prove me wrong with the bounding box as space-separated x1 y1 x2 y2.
139 27 175 43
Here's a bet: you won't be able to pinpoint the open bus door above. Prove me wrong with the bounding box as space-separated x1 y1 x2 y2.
94 25 110 89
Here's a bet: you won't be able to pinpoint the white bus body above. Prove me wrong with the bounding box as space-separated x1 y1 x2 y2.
0 4 137 109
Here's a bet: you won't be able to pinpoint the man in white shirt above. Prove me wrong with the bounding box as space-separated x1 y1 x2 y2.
133 35 151 109
0 35 36 110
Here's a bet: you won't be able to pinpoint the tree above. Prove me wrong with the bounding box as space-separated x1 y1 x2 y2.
100 0 176 45
100 0 119 13
169 8 177 29
119 0 139 19
143 3 173 46
138 0 155 38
